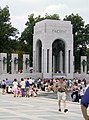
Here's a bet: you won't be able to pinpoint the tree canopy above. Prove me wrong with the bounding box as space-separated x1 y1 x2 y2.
64 13 89 71
0 6 19 53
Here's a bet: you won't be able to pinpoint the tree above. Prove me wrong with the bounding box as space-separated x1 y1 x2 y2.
19 14 35 66
64 13 85 53
63 13 89 72
45 13 60 20
84 24 89 71
84 24 89 45
0 6 19 53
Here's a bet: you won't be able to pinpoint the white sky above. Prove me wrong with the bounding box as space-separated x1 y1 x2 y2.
0 0 89 36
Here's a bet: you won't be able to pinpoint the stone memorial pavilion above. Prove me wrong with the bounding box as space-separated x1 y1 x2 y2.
33 19 74 79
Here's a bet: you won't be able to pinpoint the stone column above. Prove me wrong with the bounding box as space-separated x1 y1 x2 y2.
53 55 55 73
11 54 18 74
36 48 39 72
23 54 30 73
42 47 52 78
33 51 36 72
44 49 47 73
0 53 7 74
42 48 44 73
49 48 52 74
70 50 74 74
65 49 68 74
60 51 63 73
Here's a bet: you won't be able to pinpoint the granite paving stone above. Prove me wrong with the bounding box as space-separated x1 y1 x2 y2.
0 91 86 120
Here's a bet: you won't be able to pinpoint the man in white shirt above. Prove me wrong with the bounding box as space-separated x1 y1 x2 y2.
20 78 25 97
13 79 18 97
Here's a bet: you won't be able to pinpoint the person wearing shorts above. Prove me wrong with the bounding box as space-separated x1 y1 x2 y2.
54 78 68 112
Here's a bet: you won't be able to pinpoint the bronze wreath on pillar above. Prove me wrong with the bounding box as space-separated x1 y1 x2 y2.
25 58 29 65
82 59 87 72
14 57 18 64
3 57 7 64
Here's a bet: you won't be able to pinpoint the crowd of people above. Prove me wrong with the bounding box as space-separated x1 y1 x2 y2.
0 77 87 100
0 77 38 97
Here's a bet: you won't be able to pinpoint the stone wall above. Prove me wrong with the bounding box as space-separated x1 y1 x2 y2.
0 73 42 82
0 72 89 83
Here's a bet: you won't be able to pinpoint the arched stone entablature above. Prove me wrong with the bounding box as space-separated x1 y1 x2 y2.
33 19 74 79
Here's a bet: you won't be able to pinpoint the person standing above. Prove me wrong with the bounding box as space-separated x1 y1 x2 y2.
17 85 21 97
71 82 79 102
25 78 30 97
20 78 25 97
5 78 9 93
1 80 6 95
81 86 89 120
12 79 18 97
54 78 69 112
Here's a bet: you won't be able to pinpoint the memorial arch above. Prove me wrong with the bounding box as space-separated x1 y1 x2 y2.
33 19 74 79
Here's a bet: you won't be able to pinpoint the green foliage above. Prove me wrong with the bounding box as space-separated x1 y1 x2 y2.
45 13 60 20
52 40 65 56
84 24 89 45
86 48 89 71
64 14 85 50
64 13 89 71
0 6 19 53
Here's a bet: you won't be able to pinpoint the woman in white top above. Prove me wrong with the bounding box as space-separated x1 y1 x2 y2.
13 79 18 97
20 78 25 97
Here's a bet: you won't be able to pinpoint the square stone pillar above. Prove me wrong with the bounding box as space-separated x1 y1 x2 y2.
11 54 18 74
53 55 55 73
42 47 52 78
49 48 52 74
0 53 7 74
65 50 68 74
43 49 47 73
23 54 30 73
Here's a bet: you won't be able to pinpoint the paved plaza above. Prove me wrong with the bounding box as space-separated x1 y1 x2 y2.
0 91 85 120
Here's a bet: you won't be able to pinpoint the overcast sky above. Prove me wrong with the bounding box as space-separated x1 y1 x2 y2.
0 0 89 36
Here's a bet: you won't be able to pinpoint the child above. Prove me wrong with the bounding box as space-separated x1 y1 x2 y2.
1 80 6 95
17 86 21 97
79 86 85 100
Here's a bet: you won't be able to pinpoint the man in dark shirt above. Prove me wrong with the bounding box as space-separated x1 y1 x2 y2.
81 86 89 120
